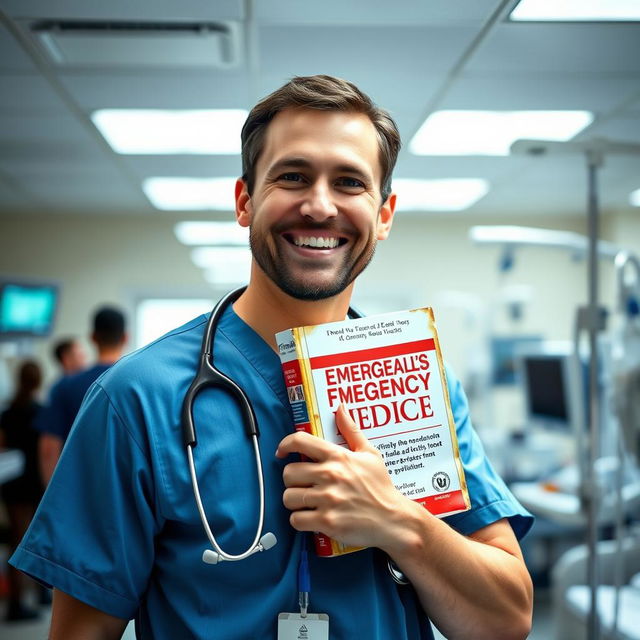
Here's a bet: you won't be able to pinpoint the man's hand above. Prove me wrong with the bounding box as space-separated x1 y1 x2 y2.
276 404 408 549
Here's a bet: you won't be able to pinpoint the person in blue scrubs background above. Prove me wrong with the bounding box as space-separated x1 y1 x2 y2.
11 75 534 640
37 306 127 485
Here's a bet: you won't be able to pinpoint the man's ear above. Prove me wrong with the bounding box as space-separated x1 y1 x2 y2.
376 192 396 241
235 178 252 228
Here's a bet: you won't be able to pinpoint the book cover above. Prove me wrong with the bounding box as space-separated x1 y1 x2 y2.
276 307 470 557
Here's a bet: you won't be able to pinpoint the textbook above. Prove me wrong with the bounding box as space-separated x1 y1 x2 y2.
276 308 470 557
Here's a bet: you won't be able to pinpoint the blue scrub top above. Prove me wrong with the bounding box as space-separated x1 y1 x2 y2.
11 306 532 639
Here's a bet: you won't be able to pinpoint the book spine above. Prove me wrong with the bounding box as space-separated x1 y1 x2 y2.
277 328 314 437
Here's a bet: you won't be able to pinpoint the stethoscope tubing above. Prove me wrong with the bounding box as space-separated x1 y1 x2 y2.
183 286 269 563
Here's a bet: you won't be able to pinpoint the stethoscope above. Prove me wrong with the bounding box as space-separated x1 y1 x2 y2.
181 286 409 584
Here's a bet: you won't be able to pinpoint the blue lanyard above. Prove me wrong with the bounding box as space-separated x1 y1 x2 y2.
298 533 311 617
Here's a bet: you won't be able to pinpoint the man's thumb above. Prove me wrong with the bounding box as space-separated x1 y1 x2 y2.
335 404 368 452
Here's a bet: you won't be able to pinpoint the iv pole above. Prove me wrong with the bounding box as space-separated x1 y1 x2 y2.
510 138 640 640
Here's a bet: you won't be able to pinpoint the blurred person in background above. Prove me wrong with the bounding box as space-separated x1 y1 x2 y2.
0 359 45 621
38 306 127 484
37 337 87 484
52 337 87 376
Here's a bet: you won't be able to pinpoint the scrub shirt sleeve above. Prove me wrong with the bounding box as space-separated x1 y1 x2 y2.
10 381 163 620
442 365 534 540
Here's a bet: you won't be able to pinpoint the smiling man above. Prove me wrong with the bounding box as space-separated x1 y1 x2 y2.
238 107 391 304
11 75 533 640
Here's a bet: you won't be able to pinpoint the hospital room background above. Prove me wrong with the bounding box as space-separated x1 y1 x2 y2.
0 1 639 639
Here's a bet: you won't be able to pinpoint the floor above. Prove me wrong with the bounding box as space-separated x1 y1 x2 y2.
0 587 554 639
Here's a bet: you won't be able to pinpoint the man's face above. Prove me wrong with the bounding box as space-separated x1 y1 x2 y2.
236 108 395 301
62 342 86 374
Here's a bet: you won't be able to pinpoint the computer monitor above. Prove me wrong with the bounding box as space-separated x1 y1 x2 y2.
517 342 584 434
0 280 59 339
491 335 544 385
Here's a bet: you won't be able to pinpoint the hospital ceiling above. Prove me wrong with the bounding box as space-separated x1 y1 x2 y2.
0 0 639 219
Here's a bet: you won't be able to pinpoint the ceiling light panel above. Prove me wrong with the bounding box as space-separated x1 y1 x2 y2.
191 246 251 269
510 0 640 21
143 177 237 211
192 247 252 284
409 110 593 156
92 109 247 154
174 221 248 246
393 178 489 211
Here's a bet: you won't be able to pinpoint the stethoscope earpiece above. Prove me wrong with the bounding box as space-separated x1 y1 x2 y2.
202 532 278 565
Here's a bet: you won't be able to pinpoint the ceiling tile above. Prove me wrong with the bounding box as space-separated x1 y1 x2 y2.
258 25 479 74
480 155 640 215
0 73 68 112
469 23 640 73
588 116 640 144
0 175 35 210
441 71 640 112
58 71 252 110
0 113 98 144
16 172 150 212
394 155 531 181
625 95 640 116
0 24 37 72
255 0 499 25
124 155 243 179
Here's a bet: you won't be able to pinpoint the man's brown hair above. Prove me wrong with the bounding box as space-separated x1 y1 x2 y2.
241 75 401 203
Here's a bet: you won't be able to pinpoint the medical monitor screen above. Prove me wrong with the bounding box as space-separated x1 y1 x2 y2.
523 356 569 425
0 282 58 338
491 335 544 385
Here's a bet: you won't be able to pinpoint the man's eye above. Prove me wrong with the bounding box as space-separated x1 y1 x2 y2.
279 173 304 182
336 177 365 189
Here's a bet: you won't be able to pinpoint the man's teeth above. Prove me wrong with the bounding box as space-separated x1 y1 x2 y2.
293 236 339 249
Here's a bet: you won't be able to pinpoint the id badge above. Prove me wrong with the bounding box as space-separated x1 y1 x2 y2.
277 613 329 640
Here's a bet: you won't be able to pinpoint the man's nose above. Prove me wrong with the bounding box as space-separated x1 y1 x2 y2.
299 181 338 221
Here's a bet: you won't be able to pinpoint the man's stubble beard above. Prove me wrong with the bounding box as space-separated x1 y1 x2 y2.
249 228 378 301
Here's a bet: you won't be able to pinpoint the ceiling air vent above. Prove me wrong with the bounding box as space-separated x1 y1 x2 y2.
31 20 240 68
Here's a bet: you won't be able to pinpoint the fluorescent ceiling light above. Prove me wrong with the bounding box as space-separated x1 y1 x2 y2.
191 246 252 270
469 225 620 258
91 109 247 154
174 221 249 246
393 178 489 211
630 188 640 207
202 265 250 286
409 110 593 156
143 177 236 210
510 0 640 21
192 247 252 284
